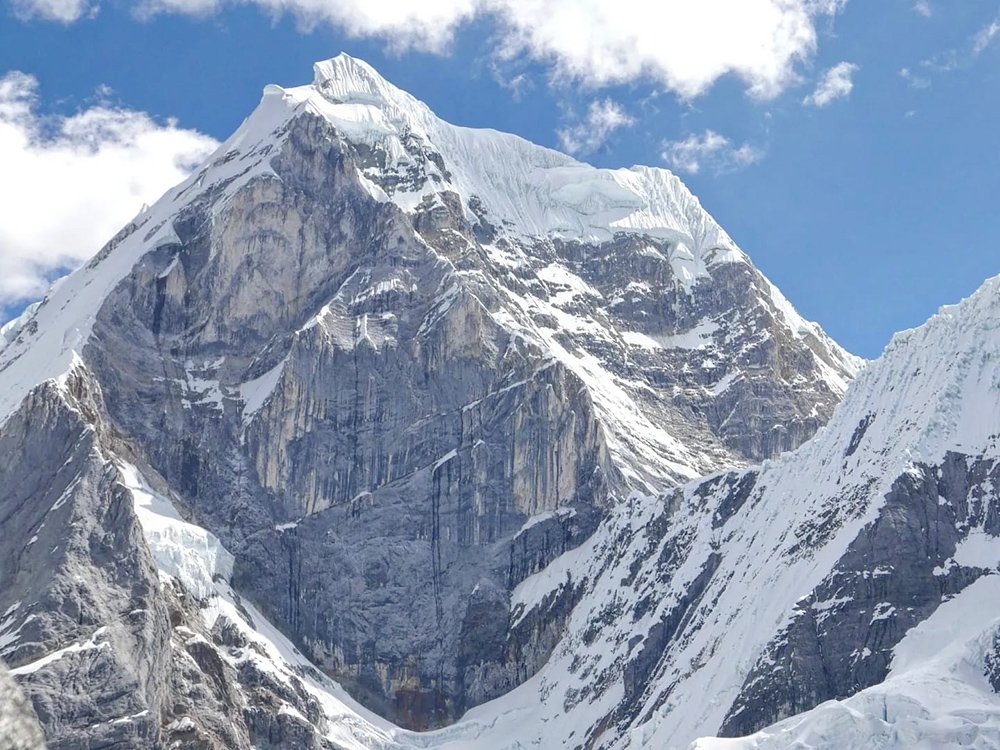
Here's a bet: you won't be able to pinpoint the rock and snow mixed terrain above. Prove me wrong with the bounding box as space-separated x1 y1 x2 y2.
0 54 998 750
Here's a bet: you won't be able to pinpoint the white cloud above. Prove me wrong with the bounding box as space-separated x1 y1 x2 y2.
661 130 763 175
0 72 217 311
973 18 1000 55
803 61 858 106
9 0 93 21
900 67 931 89
17 0 847 101
558 99 634 155
912 1 931 17
920 50 960 73
914 14 1000 79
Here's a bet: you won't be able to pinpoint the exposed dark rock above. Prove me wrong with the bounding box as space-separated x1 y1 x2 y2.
0 55 866 744
722 453 1000 736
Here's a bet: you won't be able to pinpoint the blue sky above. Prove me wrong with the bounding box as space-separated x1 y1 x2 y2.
1 0 998 359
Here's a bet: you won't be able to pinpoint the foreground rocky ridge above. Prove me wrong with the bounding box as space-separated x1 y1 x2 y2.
0 663 45 750
5 54 993 750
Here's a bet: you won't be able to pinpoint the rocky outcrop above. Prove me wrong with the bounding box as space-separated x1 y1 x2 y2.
721 452 1000 736
0 662 46 750
0 368 168 748
0 365 389 748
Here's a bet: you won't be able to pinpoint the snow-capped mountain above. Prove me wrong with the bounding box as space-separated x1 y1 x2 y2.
4 53 993 750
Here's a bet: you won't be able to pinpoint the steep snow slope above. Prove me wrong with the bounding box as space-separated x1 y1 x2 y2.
308 55 746 248
693 574 1000 750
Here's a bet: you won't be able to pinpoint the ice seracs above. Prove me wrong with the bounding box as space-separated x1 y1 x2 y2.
302 54 761 251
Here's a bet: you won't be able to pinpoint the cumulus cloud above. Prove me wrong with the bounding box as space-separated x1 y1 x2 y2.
661 130 763 175
803 61 859 106
557 99 634 155
15 0 846 101
0 72 217 311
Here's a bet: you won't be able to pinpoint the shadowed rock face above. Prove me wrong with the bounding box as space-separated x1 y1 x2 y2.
528 235 849 465
720 452 1000 737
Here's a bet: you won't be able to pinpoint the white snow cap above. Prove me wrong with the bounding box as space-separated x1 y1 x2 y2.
295 54 747 255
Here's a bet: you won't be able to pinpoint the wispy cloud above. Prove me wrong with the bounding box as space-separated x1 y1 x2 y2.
803 62 859 107
913 12 1000 85
10 0 848 103
973 17 1000 55
661 130 763 175
558 99 634 155
920 50 960 73
912 1 931 17
0 72 217 311
899 67 931 89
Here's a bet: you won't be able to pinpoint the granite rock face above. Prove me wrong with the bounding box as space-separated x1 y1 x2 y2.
83 112 617 727
719 452 998 737
0 365 392 749
0 369 168 748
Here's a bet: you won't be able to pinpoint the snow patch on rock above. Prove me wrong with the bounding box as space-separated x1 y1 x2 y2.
117 460 233 601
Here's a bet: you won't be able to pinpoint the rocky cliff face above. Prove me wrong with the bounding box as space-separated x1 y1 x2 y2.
0 361 402 750
0 54 883 747
0 367 168 748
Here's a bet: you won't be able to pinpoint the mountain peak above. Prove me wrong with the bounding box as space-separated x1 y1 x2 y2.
0 49 912 750
267 54 742 258
310 53 429 125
